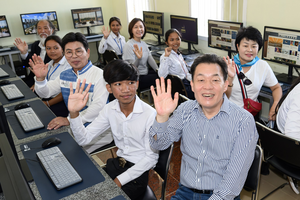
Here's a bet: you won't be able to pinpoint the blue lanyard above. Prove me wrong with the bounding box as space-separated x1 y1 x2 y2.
113 37 123 54
46 63 60 81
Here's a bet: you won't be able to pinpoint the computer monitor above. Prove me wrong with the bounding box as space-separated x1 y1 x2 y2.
71 7 104 37
0 134 35 200
170 15 198 55
262 26 300 84
20 11 59 35
0 15 11 39
143 11 164 46
208 19 243 58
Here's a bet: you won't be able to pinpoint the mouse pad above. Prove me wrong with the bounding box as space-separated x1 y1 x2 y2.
21 132 105 200
0 79 36 104
6 99 56 139
0 64 16 80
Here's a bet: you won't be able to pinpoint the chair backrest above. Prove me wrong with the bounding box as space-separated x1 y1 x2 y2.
256 122 300 168
154 143 174 200
103 50 119 65
244 145 263 200
165 75 188 97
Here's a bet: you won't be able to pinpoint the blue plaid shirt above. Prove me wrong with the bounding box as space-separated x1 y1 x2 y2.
149 95 258 200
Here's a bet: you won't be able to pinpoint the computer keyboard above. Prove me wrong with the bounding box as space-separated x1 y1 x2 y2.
36 146 82 190
1 84 24 100
15 107 44 132
0 68 9 78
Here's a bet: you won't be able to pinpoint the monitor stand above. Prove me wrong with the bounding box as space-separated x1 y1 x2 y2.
84 27 102 39
276 65 298 85
145 35 163 46
181 43 198 55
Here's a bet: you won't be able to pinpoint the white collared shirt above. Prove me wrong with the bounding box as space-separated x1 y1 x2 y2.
98 31 126 55
158 50 192 81
70 95 159 186
46 56 71 81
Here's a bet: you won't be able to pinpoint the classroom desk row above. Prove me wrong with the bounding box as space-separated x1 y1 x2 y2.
0 64 129 200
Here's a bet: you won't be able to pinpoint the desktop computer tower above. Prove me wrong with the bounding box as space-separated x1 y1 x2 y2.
8 61 27 79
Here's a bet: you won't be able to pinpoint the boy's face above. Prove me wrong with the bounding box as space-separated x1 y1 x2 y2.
106 80 139 105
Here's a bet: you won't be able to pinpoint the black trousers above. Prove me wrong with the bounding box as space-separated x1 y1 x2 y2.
139 69 159 91
105 157 149 200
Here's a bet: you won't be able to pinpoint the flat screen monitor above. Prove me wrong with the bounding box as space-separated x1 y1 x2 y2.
0 15 11 38
0 134 35 200
143 11 164 46
262 26 300 84
170 15 198 55
71 7 104 36
20 11 59 35
208 19 243 58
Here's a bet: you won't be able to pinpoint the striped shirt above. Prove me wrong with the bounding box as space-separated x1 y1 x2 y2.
35 60 109 124
149 95 258 200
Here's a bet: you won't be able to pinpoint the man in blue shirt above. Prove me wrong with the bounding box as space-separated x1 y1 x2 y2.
149 54 258 200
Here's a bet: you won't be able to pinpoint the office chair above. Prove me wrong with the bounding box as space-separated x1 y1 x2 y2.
256 121 300 199
165 75 189 105
142 143 174 200
243 145 263 200
102 50 119 65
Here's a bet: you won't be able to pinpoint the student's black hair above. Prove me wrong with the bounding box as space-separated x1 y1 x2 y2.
275 76 300 117
109 17 122 26
165 28 182 42
61 32 89 51
190 54 228 81
128 18 146 39
103 59 139 85
45 35 62 48
235 26 263 51
35 19 56 35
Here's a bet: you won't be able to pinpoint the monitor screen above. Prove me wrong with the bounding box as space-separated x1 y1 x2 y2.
0 15 11 38
71 7 104 29
20 11 59 35
208 20 243 54
170 15 198 45
143 11 164 36
262 26 300 84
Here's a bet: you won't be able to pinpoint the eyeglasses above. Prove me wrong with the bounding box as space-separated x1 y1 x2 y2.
238 72 252 85
65 49 84 58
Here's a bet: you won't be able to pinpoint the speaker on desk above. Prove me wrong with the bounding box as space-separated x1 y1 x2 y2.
8 61 27 79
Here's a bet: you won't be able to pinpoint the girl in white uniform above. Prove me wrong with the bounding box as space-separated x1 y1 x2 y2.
98 17 126 59
158 28 194 99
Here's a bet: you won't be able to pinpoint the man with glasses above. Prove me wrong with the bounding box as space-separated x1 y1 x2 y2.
30 32 112 153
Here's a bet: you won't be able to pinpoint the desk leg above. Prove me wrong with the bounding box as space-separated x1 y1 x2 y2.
8 54 15 72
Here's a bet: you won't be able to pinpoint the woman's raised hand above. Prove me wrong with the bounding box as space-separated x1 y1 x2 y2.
101 26 111 39
133 44 143 59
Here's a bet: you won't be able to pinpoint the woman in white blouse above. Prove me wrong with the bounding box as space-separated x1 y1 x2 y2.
29 35 71 117
158 28 194 99
123 18 158 91
98 17 126 59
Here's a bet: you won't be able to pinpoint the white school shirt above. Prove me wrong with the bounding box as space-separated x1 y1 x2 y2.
229 59 278 108
98 31 126 55
158 50 192 81
70 95 159 186
277 83 300 140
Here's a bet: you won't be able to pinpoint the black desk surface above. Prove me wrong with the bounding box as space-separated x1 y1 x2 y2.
6 99 56 139
0 79 36 105
22 132 105 200
0 64 16 80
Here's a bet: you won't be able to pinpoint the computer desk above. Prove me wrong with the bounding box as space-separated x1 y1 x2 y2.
0 64 17 80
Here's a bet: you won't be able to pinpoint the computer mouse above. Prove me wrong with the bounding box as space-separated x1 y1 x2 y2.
0 80 11 86
14 103 30 110
42 137 61 149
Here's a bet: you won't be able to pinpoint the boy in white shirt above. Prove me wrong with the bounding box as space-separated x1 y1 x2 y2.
68 59 159 200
